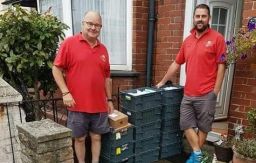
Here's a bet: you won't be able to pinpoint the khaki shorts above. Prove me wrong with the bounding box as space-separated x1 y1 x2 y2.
180 91 217 133
67 111 110 138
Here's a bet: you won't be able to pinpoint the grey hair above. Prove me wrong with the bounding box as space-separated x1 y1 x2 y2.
83 11 102 21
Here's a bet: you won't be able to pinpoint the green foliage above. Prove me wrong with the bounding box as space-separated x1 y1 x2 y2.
247 108 256 136
234 139 256 160
0 5 68 97
201 151 213 163
233 107 256 160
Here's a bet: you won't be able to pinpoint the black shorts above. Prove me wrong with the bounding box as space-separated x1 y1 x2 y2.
67 111 110 138
180 91 217 133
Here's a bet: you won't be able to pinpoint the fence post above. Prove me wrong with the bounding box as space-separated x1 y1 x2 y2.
17 119 74 163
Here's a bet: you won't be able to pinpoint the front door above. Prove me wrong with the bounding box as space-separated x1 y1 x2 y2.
182 0 243 119
208 0 243 119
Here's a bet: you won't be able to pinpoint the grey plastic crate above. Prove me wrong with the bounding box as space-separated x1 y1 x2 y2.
162 103 180 119
100 155 134 163
101 141 134 162
134 148 160 163
161 118 180 132
102 125 134 147
120 87 162 111
122 106 161 126
160 131 182 146
159 142 183 159
160 85 183 106
134 120 161 140
134 135 160 153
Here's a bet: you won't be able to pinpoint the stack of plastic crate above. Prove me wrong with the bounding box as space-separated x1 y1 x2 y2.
100 124 134 163
120 87 162 163
159 85 184 159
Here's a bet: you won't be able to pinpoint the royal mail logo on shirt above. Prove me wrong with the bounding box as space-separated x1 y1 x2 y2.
100 54 106 62
205 40 213 47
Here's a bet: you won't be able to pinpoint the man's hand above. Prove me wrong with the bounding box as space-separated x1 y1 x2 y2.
213 88 220 96
156 81 165 89
107 101 114 114
63 93 76 107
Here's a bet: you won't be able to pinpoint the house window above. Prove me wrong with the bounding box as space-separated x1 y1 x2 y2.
38 0 132 71
211 7 227 36
38 0 63 20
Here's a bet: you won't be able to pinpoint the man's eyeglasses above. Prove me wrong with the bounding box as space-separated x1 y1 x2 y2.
83 21 102 29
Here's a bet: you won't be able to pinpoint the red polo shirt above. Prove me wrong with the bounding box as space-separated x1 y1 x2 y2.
176 28 226 96
54 33 110 113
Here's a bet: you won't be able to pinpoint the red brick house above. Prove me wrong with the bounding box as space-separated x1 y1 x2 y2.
3 0 255 137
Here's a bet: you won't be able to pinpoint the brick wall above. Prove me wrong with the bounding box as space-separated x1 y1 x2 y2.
228 0 256 138
132 0 149 86
153 0 185 85
111 77 138 110
228 61 256 137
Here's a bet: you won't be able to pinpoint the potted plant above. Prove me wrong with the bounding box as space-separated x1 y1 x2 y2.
0 6 68 121
233 139 256 163
232 108 256 163
214 134 233 162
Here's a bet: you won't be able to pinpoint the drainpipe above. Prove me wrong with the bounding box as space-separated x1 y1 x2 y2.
146 0 156 86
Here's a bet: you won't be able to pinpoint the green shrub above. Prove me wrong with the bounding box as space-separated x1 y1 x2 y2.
247 108 256 136
234 139 256 160
0 5 68 120
233 108 256 160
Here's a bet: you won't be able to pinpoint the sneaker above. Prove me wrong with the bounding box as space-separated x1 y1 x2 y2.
194 152 202 163
186 153 194 163
186 151 202 163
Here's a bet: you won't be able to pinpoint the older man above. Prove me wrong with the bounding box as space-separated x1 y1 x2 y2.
52 11 114 163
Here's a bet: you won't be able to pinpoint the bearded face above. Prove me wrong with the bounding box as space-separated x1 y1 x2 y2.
193 8 210 33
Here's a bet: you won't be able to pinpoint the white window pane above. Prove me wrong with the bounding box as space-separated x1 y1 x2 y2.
101 0 127 65
39 0 63 20
219 8 227 25
212 8 219 24
218 26 226 36
211 7 227 36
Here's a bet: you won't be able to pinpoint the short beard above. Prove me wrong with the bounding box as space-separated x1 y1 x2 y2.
194 23 209 33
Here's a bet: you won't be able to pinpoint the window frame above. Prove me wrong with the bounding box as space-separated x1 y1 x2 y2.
211 7 228 36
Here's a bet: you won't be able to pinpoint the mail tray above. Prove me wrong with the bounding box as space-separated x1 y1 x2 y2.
120 87 162 111
160 85 184 105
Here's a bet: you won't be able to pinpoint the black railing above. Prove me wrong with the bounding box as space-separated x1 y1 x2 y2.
20 98 68 124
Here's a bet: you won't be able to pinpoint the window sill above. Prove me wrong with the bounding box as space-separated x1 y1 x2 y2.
110 70 140 77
